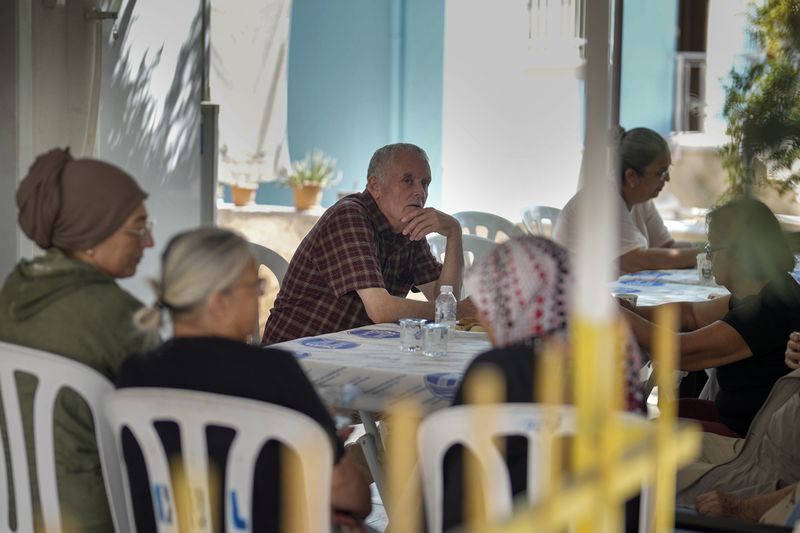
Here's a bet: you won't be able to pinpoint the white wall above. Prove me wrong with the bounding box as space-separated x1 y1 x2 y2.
1 0 98 279
1 0 206 301
0 1 19 281
704 0 752 142
441 0 583 222
96 0 205 301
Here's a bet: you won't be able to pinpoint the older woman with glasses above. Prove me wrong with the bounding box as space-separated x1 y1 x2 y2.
622 197 800 437
119 227 371 532
554 127 702 273
0 147 154 532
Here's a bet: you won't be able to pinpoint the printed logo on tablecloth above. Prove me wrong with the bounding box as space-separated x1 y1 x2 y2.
630 271 669 278
292 351 312 359
424 372 462 401
300 337 360 349
347 329 401 339
611 287 641 293
618 279 664 287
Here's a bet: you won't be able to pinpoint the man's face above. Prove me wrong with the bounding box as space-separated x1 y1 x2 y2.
368 151 431 233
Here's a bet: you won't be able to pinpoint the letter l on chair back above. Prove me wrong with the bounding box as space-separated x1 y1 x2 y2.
0 341 129 533
104 388 333 533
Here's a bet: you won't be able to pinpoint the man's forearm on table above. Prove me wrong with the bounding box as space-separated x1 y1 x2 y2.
359 289 434 323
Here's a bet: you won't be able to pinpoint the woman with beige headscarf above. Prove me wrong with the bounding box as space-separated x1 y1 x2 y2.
0 147 153 532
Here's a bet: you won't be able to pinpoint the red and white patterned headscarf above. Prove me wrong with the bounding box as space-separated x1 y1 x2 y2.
464 236 645 412
464 236 571 348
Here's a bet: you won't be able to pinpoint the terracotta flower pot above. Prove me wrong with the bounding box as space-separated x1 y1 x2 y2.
292 184 323 210
230 184 257 206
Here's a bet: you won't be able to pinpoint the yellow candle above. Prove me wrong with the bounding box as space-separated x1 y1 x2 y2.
386 399 422 533
653 304 679 533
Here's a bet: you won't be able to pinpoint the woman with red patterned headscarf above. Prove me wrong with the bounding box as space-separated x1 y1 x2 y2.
440 235 644 531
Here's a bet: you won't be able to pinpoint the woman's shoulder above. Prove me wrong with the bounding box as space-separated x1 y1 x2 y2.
118 339 302 384
465 344 537 376
761 273 800 309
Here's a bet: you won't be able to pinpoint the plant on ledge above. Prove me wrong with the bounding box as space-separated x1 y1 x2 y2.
720 0 800 200
280 149 342 210
218 146 272 206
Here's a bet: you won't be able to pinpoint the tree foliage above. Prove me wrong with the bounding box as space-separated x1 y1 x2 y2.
721 0 800 199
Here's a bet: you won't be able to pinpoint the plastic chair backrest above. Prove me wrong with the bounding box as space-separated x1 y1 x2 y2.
416 403 653 533
453 211 524 242
104 388 332 533
247 242 289 287
427 234 496 269
522 206 561 237
427 234 496 298
0 341 129 533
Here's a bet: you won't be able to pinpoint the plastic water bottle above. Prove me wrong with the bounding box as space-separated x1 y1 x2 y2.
435 285 457 331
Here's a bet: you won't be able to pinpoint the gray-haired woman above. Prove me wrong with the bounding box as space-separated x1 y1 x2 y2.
118 227 371 532
554 127 701 273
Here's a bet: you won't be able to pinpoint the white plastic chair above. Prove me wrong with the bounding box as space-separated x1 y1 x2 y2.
427 234 496 298
248 242 289 286
417 403 654 533
453 211 525 242
521 206 561 237
104 388 332 533
427 234 496 269
0 341 129 533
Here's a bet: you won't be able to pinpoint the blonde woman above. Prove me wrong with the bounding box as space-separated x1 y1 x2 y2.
118 227 371 532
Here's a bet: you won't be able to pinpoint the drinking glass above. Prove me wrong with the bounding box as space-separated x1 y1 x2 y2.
697 252 714 284
399 318 427 351
422 323 448 358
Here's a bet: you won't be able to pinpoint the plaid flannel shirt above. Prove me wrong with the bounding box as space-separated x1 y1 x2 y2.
262 191 442 344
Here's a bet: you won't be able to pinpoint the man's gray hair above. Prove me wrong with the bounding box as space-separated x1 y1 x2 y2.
366 143 429 183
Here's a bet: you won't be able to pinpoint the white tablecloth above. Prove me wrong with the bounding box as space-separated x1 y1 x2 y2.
611 268 729 306
270 323 492 412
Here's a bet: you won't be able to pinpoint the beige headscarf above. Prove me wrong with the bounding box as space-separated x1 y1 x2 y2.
16 148 148 251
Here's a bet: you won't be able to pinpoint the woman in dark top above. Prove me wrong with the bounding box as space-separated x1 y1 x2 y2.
622 197 800 437
118 227 370 532
441 236 645 531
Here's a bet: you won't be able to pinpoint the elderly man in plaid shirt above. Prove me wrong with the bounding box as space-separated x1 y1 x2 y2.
263 143 475 345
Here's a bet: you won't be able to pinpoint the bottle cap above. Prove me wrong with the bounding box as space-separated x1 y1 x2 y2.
441 285 453 294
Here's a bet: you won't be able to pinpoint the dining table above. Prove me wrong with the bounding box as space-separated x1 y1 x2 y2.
269 322 492 497
270 323 492 412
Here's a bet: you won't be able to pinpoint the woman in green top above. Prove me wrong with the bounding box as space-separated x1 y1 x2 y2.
0 148 154 532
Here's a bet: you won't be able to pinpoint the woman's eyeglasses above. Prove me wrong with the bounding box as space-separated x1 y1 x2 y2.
237 277 267 295
704 242 726 258
124 220 155 242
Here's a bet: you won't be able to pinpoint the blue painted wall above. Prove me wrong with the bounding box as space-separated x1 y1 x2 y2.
402 0 445 208
245 0 672 207
619 0 678 135
254 0 445 209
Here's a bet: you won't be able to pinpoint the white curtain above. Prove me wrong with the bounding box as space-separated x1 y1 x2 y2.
210 0 292 184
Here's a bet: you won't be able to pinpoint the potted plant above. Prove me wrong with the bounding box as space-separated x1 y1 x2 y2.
219 146 271 206
281 150 342 210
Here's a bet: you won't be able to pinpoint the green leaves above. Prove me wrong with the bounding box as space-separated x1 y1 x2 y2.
721 0 800 199
282 149 342 189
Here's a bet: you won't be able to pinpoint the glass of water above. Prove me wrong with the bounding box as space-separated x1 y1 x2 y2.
422 323 448 358
317 383 359 430
399 318 427 351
